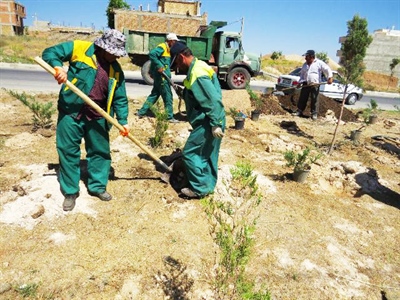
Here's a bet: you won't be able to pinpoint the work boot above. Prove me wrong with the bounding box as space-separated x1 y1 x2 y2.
311 114 318 121
63 193 78 211
292 110 303 117
168 118 179 124
89 191 112 201
181 188 199 199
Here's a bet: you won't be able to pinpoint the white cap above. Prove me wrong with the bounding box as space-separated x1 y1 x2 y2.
166 33 179 41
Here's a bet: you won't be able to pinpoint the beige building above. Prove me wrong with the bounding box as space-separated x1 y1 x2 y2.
0 0 26 35
113 0 207 36
337 28 400 80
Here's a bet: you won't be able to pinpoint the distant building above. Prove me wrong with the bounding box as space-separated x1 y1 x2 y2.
337 28 400 80
113 0 207 36
0 0 26 35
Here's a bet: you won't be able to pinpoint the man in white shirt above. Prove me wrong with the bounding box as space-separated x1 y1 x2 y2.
293 50 333 120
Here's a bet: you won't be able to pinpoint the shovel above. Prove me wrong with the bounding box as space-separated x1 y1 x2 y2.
161 71 186 116
34 56 173 173
267 82 328 96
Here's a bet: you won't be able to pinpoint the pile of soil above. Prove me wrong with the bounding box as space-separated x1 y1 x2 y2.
254 93 358 122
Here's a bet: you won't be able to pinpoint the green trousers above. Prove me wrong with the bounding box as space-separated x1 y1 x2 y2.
56 113 111 195
182 121 223 196
138 75 174 119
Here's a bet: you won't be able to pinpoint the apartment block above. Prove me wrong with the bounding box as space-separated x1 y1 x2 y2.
0 0 26 35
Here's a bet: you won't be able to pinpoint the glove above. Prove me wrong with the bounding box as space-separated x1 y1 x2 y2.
54 66 67 85
174 84 184 98
211 126 224 138
119 125 129 137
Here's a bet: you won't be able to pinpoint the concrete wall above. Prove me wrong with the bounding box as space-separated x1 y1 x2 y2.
364 29 400 79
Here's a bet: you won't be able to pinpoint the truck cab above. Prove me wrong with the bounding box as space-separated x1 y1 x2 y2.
211 31 261 89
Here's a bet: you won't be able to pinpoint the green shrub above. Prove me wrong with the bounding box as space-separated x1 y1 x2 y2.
6 89 56 129
149 102 169 148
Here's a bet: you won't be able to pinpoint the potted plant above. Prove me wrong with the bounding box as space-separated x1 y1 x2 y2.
229 107 247 130
245 82 263 121
284 147 322 183
363 99 378 124
351 99 379 143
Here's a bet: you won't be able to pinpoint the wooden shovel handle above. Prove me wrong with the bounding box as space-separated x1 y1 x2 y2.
34 56 172 173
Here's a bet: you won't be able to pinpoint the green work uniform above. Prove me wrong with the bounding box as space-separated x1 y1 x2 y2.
138 42 174 119
42 40 128 196
182 58 226 196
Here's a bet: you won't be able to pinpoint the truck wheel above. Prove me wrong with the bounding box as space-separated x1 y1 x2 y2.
141 60 154 86
345 93 358 105
227 67 250 90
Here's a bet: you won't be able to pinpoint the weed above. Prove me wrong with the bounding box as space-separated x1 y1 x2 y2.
6 89 56 129
201 161 270 299
16 283 39 298
149 102 169 148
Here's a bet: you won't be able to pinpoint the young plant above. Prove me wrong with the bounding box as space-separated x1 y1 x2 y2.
245 82 263 113
201 161 270 299
6 89 56 130
229 107 247 121
360 99 379 129
149 102 169 148
284 147 322 171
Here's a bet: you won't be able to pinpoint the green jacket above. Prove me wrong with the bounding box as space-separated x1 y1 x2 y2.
183 58 225 128
149 42 171 78
42 40 128 126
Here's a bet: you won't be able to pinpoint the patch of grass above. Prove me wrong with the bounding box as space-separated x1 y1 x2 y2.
16 283 39 298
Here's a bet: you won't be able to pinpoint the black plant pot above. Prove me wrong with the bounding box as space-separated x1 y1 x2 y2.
234 118 245 130
251 110 261 121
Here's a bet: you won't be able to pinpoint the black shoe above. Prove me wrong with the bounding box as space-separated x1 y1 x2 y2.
168 118 179 123
135 112 145 119
63 193 78 211
89 191 112 201
292 110 303 117
180 188 200 199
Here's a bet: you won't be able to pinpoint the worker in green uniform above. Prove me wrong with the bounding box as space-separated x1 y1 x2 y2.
137 33 179 123
170 42 226 198
42 29 130 211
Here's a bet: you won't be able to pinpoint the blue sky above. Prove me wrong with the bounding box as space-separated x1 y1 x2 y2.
23 0 400 62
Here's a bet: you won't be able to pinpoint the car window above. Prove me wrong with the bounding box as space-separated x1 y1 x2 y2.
289 68 301 76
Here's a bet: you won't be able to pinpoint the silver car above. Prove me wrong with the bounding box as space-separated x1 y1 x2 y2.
276 68 363 105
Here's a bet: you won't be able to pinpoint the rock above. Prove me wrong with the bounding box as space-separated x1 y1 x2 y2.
0 283 12 294
31 204 45 219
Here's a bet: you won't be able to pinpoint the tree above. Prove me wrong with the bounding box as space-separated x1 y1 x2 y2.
316 52 329 64
389 58 400 77
327 14 372 155
106 0 130 29
270 51 282 60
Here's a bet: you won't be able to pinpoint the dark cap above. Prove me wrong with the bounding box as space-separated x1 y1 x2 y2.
170 41 188 66
303 50 315 57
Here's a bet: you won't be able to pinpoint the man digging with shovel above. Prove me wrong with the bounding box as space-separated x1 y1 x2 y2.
167 42 226 199
42 29 130 211
292 50 333 121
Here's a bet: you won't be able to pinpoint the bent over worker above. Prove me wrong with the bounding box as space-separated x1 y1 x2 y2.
170 42 226 199
42 29 129 211
137 33 179 123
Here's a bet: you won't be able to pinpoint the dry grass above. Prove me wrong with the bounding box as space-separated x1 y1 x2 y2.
0 88 399 299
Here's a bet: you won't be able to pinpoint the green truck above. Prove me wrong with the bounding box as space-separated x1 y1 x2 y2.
123 21 262 89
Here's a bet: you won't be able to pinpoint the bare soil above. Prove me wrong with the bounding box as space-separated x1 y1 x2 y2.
0 86 399 299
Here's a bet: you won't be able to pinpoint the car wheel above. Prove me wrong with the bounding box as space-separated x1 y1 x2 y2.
141 60 154 86
346 93 358 105
226 67 251 89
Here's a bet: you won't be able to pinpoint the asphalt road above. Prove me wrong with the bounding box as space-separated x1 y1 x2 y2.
1 63 399 110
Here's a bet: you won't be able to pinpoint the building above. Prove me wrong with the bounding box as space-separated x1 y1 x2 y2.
0 0 26 35
337 28 400 80
113 0 207 36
